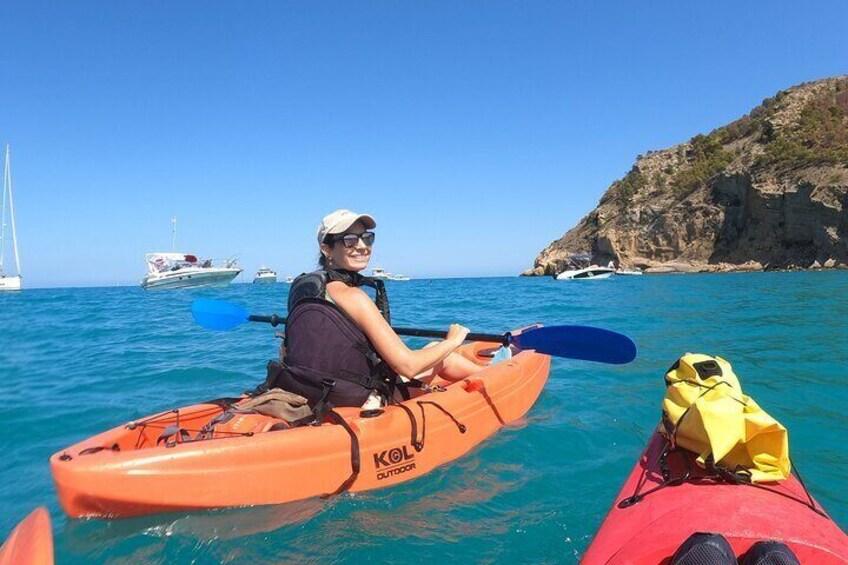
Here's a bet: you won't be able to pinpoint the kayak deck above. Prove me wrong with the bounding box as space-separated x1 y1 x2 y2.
582 431 848 564
51 340 550 518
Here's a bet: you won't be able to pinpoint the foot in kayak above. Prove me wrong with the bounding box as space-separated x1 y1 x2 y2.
741 540 801 565
671 532 736 565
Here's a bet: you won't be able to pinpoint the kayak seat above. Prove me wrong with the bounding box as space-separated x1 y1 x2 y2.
671 532 736 565
740 540 800 565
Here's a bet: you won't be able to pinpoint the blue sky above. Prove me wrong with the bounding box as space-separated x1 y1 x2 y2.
1 1 846 287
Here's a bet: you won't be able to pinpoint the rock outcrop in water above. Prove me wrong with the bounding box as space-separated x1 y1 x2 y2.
527 76 848 275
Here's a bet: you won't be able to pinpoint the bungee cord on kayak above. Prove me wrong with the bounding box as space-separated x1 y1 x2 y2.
617 435 825 518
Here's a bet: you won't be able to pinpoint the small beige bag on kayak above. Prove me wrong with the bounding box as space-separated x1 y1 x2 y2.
660 353 790 483
235 388 314 422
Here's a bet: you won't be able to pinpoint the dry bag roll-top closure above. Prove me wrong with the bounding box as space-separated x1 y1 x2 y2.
270 269 396 409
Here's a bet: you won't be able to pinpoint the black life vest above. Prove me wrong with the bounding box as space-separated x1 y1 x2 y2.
272 269 396 408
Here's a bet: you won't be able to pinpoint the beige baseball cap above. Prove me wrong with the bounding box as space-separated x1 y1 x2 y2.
317 209 377 245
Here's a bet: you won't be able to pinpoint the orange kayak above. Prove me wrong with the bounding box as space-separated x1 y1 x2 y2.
51 340 550 518
0 507 53 565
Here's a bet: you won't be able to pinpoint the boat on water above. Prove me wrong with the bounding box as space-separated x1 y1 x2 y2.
253 266 277 284
140 253 242 290
555 254 614 280
141 218 242 290
583 354 848 563
370 267 410 281
284 275 294 284
582 430 848 563
0 145 22 292
615 267 644 276
50 339 550 518
0 507 53 565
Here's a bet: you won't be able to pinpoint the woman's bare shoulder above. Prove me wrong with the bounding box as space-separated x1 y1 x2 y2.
327 282 373 312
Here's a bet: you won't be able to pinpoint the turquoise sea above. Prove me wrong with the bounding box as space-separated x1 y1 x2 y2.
1 272 846 563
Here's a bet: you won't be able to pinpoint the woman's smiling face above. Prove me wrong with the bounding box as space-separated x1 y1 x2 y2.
321 220 372 271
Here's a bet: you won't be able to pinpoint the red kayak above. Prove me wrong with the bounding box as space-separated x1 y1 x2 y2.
582 431 848 564
0 507 54 565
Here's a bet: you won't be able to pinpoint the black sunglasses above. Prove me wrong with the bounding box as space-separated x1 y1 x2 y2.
326 231 376 248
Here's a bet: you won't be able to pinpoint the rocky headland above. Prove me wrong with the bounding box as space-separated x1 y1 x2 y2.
526 77 848 275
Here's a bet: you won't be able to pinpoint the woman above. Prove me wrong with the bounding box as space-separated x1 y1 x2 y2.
277 209 484 411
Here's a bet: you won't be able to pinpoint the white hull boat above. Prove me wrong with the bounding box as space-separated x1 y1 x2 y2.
253 267 277 284
615 269 643 276
370 267 410 281
0 274 21 291
556 267 615 280
142 267 241 290
370 267 390 280
141 252 242 290
0 145 22 292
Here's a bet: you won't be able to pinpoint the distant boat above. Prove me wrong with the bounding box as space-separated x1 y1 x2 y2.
140 253 242 290
253 266 277 284
556 267 614 280
555 254 614 281
370 267 390 280
284 275 294 284
141 219 242 290
615 268 643 276
0 145 22 292
370 266 411 281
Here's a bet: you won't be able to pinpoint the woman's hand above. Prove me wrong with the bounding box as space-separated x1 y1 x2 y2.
445 324 470 348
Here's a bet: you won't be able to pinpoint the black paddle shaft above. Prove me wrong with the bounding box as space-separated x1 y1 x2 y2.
369 326 509 345
248 314 286 327
246 314 509 345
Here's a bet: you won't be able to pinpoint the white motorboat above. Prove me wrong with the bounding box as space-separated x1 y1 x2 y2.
0 145 22 292
556 266 615 280
370 267 391 280
615 268 644 276
284 275 294 284
370 266 410 281
253 266 277 284
555 254 615 280
140 253 242 290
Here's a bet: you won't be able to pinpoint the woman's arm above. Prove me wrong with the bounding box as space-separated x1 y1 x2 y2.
328 282 468 377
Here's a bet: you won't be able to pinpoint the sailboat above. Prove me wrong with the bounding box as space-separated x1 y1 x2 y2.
0 145 22 292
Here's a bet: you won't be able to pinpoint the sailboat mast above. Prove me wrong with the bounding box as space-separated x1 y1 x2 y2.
6 146 20 275
1 145 8 272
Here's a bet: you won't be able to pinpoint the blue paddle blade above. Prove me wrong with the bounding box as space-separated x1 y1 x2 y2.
509 325 637 365
191 299 250 331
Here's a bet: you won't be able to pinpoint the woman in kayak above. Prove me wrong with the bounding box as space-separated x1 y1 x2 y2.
277 209 485 410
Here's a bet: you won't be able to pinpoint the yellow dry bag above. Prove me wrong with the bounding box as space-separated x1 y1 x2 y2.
661 353 790 483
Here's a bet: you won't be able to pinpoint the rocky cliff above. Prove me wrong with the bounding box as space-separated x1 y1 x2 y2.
528 77 848 275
